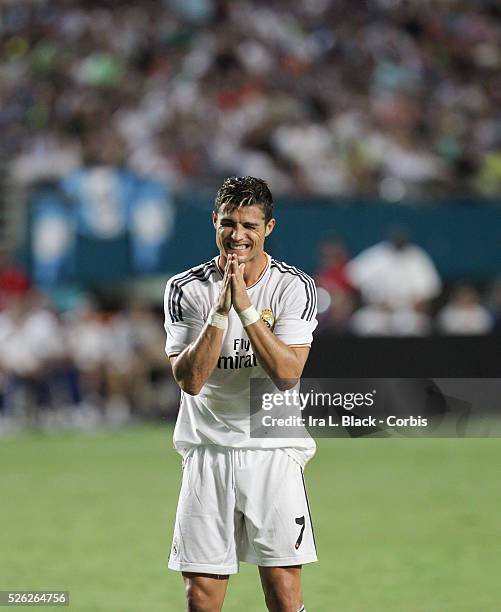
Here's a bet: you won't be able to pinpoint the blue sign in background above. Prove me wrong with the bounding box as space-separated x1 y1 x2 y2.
27 179 501 284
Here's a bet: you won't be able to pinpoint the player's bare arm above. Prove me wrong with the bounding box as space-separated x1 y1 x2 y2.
230 254 310 389
170 258 232 395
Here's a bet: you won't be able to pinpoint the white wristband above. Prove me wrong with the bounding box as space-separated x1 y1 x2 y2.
238 305 260 327
208 308 228 330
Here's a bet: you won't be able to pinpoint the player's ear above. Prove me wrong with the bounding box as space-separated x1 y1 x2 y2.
264 218 276 237
212 210 218 228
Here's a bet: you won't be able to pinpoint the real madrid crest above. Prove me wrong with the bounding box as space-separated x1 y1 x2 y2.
260 308 275 330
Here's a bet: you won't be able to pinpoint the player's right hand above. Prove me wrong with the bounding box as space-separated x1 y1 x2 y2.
214 256 232 315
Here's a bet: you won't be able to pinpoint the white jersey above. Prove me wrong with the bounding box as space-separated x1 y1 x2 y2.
164 254 318 465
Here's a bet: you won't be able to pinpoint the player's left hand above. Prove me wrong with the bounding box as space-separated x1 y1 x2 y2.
229 254 252 313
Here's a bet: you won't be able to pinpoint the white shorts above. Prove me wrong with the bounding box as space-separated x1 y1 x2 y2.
168 446 317 575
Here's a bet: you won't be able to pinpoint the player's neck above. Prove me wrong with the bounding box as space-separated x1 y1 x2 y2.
243 252 268 287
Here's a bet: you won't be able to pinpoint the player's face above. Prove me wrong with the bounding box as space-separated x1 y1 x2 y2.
213 204 275 264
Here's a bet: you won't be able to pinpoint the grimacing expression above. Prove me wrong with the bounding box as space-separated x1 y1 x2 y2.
213 204 276 263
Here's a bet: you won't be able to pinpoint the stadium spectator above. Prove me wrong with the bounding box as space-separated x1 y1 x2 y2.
314 238 356 332
346 228 441 335
437 284 494 335
64 303 131 420
315 238 352 294
0 291 71 421
0 250 31 310
126 301 173 415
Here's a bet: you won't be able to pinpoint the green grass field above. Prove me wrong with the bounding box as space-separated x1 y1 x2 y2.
1 425 500 611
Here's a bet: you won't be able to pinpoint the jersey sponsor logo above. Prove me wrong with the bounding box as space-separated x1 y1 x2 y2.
295 515 306 549
217 353 258 369
217 338 259 369
260 307 275 330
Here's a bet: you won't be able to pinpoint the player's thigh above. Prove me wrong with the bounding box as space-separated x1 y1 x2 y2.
170 447 240 573
182 572 229 611
238 450 317 564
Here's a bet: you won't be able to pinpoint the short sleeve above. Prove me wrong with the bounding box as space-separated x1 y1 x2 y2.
273 274 318 347
164 276 204 357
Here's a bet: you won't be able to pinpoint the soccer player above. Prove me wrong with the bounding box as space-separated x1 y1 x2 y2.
164 176 317 612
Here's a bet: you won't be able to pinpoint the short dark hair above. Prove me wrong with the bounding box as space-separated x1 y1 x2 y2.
214 176 274 223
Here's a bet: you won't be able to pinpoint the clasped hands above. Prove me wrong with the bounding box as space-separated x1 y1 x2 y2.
215 254 252 315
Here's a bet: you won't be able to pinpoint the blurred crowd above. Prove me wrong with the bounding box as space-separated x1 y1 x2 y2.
2 0 499 432
1 236 500 432
314 234 501 336
3 0 501 199
0 268 177 432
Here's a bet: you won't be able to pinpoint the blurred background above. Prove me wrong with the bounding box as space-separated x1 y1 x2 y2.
0 0 499 432
1 2 501 611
